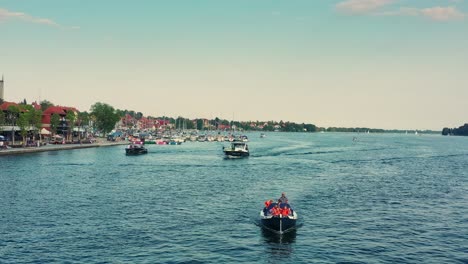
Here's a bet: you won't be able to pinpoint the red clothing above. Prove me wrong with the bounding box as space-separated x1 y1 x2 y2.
270 207 281 216
281 207 290 216
264 200 271 208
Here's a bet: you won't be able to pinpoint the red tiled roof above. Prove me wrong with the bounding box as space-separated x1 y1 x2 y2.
42 106 79 125
43 106 67 115
43 106 78 115
0 101 19 111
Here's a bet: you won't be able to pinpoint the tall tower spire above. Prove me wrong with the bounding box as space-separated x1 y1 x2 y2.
0 74 4 100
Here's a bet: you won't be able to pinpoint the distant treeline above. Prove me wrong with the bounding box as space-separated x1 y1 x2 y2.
318 127 439 134
442 124 468 136
322 127 385 133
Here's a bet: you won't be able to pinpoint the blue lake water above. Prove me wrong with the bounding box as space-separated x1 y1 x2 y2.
1 133 468 263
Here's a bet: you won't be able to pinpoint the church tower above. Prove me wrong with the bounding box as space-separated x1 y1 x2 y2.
0 75 4 100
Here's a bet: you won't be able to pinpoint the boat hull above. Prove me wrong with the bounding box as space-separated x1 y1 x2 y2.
261 216 296 233
223 150 249 157
125 148 148 155
260 208 297 234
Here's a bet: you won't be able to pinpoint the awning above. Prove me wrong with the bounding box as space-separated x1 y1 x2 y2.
41 128 51 135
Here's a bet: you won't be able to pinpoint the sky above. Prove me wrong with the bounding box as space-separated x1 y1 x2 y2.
0 0 467 130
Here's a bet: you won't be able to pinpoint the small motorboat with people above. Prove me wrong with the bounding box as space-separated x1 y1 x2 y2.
223 142 249 157
125 141 148 155
260 193 297 234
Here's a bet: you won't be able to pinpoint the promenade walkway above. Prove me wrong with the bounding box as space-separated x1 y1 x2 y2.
0 138 128 156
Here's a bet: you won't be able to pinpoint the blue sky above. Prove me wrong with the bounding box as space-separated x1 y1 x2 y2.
1 0 467 129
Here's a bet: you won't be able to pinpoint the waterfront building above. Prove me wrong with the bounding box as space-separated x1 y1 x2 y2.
42 106 79 136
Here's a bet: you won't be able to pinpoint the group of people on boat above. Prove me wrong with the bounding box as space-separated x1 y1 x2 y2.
263 192 292 217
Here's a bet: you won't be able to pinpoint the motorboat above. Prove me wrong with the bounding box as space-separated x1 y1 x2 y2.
125 142 148 155
260 202 297 234
223 142 249 157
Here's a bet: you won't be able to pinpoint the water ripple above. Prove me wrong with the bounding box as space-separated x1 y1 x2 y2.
1 133 467 263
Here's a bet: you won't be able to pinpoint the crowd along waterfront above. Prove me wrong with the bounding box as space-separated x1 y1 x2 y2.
1 132 467 263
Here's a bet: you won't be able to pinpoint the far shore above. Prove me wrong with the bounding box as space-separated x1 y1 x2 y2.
0 138 128 156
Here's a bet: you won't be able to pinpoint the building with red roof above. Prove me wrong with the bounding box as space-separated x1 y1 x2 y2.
41 106 79 134
0 101 20 111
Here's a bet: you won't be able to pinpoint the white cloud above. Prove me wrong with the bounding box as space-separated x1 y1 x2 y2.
0 8 78 29
376 7 420 17
376 6 465 21
421 6 465 21
336 0 395 14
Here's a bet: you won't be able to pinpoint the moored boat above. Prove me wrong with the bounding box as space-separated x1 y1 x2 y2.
260 202 297 234
223 142 249 157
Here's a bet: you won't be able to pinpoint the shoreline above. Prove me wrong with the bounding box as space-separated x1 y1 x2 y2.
0 139 128 156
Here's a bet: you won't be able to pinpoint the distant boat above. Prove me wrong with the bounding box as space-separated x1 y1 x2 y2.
223 142 249 158
125 142 148 155
260 133 266 138
240 135 249 142
145 139 157 144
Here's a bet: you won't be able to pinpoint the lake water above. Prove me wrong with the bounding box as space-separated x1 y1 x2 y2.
1 133 467 263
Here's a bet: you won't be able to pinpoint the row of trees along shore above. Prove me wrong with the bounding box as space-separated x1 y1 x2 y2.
442 124 468 136
1 99 445 146
1 100 322 145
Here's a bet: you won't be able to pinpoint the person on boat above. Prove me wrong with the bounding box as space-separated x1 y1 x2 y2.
270 204 281 216
264 199 273 208
281 206 290 217
278 192 288 204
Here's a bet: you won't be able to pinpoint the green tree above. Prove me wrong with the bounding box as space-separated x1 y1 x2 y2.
135 112 143 120
40 100 54 111
115 109 126 118
77 111 90 140
50 113 61 136
30 108 43 142
17 111 30 146
442 127 450 136
21 105 43 143
185 119 195 130
0 110 5 132
66 111 77 141
263 125 274 131
175 117 183 130
304 124 317 132
90 102 120 135
196 119 204 130
7 105 20 145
